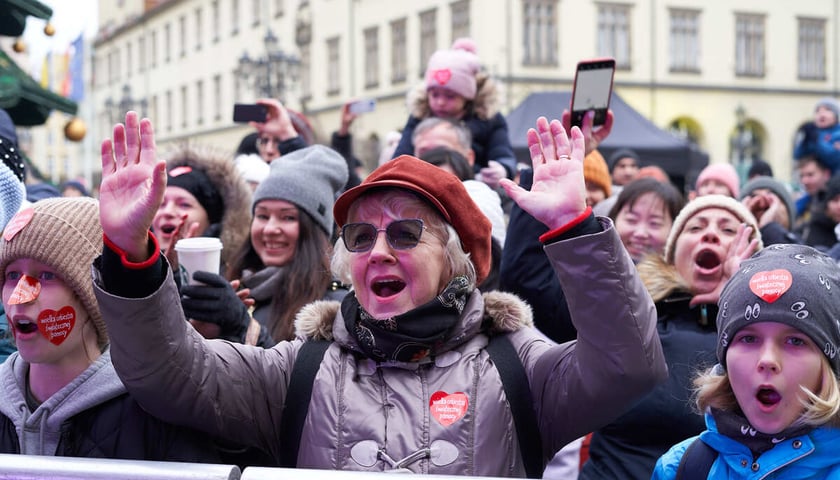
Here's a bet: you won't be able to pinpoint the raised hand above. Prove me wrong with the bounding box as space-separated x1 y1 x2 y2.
251 98 298 141
561 109 614 155
100 111 167 262
500 116 587 230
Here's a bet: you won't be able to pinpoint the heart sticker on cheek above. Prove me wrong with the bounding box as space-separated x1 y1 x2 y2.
433 69 452 86
430 391 468 426
749 269 792 303
8 275 41 305
37 306 76 346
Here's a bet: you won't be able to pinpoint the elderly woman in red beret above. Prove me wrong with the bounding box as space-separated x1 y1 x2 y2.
92 112 666 476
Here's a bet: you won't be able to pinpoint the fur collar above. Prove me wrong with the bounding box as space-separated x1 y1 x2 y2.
636 254 691 303
294 290 533 341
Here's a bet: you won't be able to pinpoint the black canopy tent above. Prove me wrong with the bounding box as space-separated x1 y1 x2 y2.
506 91 708 193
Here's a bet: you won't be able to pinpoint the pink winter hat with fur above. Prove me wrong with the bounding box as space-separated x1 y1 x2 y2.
425 38 481 100
695 163 740 198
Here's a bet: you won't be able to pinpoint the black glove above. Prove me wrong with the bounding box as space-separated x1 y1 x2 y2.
180 270 251 342
800 122 818 145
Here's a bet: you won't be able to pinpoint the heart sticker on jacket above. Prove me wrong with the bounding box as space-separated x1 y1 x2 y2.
430 391 468 426
749 269 792 303
433 69 452 85
8 275 40 305
38 306 76 345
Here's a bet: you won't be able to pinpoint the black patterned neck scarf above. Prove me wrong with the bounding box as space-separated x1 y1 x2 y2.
342 276 470 363
711 407 813 458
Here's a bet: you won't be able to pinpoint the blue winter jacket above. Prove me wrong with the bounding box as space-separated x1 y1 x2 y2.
793 123 840 174
652 412 840 479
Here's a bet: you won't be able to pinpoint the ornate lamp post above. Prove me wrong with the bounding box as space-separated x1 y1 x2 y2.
735 104 747 165
104 84 146 124
235 29 300 101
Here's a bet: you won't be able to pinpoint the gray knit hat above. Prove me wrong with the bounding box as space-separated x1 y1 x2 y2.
717 244 840 374
252 145 349 235
0 197 106 347
816 97 840 119
739 176 796 228
664 194 763 264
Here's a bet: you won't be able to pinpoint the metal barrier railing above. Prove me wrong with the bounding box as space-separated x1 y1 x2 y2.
0 454 241 480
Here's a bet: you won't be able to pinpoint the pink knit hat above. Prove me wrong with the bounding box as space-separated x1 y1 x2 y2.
425 39 481 100
695 163 740 198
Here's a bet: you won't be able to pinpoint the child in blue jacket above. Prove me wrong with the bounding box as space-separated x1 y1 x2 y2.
652 244 840 479
793 97 840 174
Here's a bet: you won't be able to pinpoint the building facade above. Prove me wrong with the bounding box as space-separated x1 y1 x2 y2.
84 0 838 190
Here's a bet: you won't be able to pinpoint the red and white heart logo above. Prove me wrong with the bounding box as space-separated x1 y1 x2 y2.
749 269 792 303
3 208 34 241
433 69 452 86
8 275 40 305
429 391 468 426
37 306 76 346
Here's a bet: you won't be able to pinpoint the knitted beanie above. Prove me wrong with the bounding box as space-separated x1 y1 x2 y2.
167 165 224 224
695 163 740 198
425 39 481 100
816 97 840 120
717 244 840 374
606 148 640 172
825 174 840 201
0 197 106 347
664 194 762 264
252 144 348 235
0 137 24 230
583 150 611 197
334 155 492 284
739 176 796 227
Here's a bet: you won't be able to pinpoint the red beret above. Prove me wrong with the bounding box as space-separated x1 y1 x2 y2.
334 155 492 284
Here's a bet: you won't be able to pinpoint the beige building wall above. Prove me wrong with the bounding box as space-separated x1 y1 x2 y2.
85 0 838 191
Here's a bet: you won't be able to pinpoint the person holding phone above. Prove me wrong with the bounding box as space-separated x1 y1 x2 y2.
241 99 309 164
391 38 516 190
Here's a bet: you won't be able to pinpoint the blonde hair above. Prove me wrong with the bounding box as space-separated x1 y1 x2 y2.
331 189 477 289
694 355 840 429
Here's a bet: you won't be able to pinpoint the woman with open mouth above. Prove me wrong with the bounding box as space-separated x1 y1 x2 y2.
91 112 667 476
580 193 763 480
654 244 840 479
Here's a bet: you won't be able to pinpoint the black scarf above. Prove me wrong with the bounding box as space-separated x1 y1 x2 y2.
342 276 470 363
711 407 813 458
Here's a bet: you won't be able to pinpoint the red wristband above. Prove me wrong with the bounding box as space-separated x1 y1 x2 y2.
539 206 593 243
103 233 161 270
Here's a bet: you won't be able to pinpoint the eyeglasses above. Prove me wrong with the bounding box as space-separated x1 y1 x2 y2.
257 137 281 147
341 219 427 253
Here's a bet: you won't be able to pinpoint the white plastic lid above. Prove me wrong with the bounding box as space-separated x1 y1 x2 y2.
174 237 223 252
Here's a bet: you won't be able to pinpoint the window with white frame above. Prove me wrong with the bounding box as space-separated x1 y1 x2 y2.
179 15 186 57
251 0 261 27
211 0 219 42
522 0 557 66
451 0 470 42
597 3 631 69
196 80 204 125
165 90 172 132
150 30 157 67
213 75 222 121
419 9 438 75
299 44 311 99
364 27 379 88
735 14 764 77
327 37 340 95
231 0 240 35
181 85 188 128
195 7 202 51
126 41 133 76
150 94 158 127
391 18 407 83
138 37 145 72
274 0 284 17
797 17 826 80
669 9 700 72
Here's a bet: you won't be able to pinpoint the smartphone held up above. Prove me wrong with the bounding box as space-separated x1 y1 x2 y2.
348 98 376 115
570 58 616 129
233 103 268 123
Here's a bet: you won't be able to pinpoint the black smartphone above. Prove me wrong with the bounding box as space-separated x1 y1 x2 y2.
233 103 268 123
570 58 616 128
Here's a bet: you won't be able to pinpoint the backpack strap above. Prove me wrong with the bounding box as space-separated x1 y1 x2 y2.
278 339 331 467
675 438 716 480
486 334 544 478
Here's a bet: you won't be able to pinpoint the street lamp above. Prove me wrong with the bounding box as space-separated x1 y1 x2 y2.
104 85 147 124
235 29 300 101
735 104 747 165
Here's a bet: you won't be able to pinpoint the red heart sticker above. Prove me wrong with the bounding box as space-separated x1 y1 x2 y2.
37 306 76 346
433 69 452 86
4 208 34 242
8 275 41 305
429 391 468 426
749 269 792 303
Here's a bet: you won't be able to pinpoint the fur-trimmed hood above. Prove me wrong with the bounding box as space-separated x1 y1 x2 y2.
294 290 533 344
636 254 691 303
408 71 500 121
163 146 252 272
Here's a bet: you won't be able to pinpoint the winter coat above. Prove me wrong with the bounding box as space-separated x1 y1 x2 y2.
579 256 718 480
93 218 666 476
392 76 516 177
0 349 219 462
652 413 840 479
793 122 840 174
164 147 252 272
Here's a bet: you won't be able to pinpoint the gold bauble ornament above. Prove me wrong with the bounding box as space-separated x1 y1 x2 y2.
12 39 25 53
44 23 56 36
64 118 87 141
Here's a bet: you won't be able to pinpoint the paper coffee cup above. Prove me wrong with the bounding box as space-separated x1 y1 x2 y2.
174 237 223 285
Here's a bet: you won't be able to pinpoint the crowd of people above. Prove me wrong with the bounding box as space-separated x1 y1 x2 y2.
1 37 840 479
